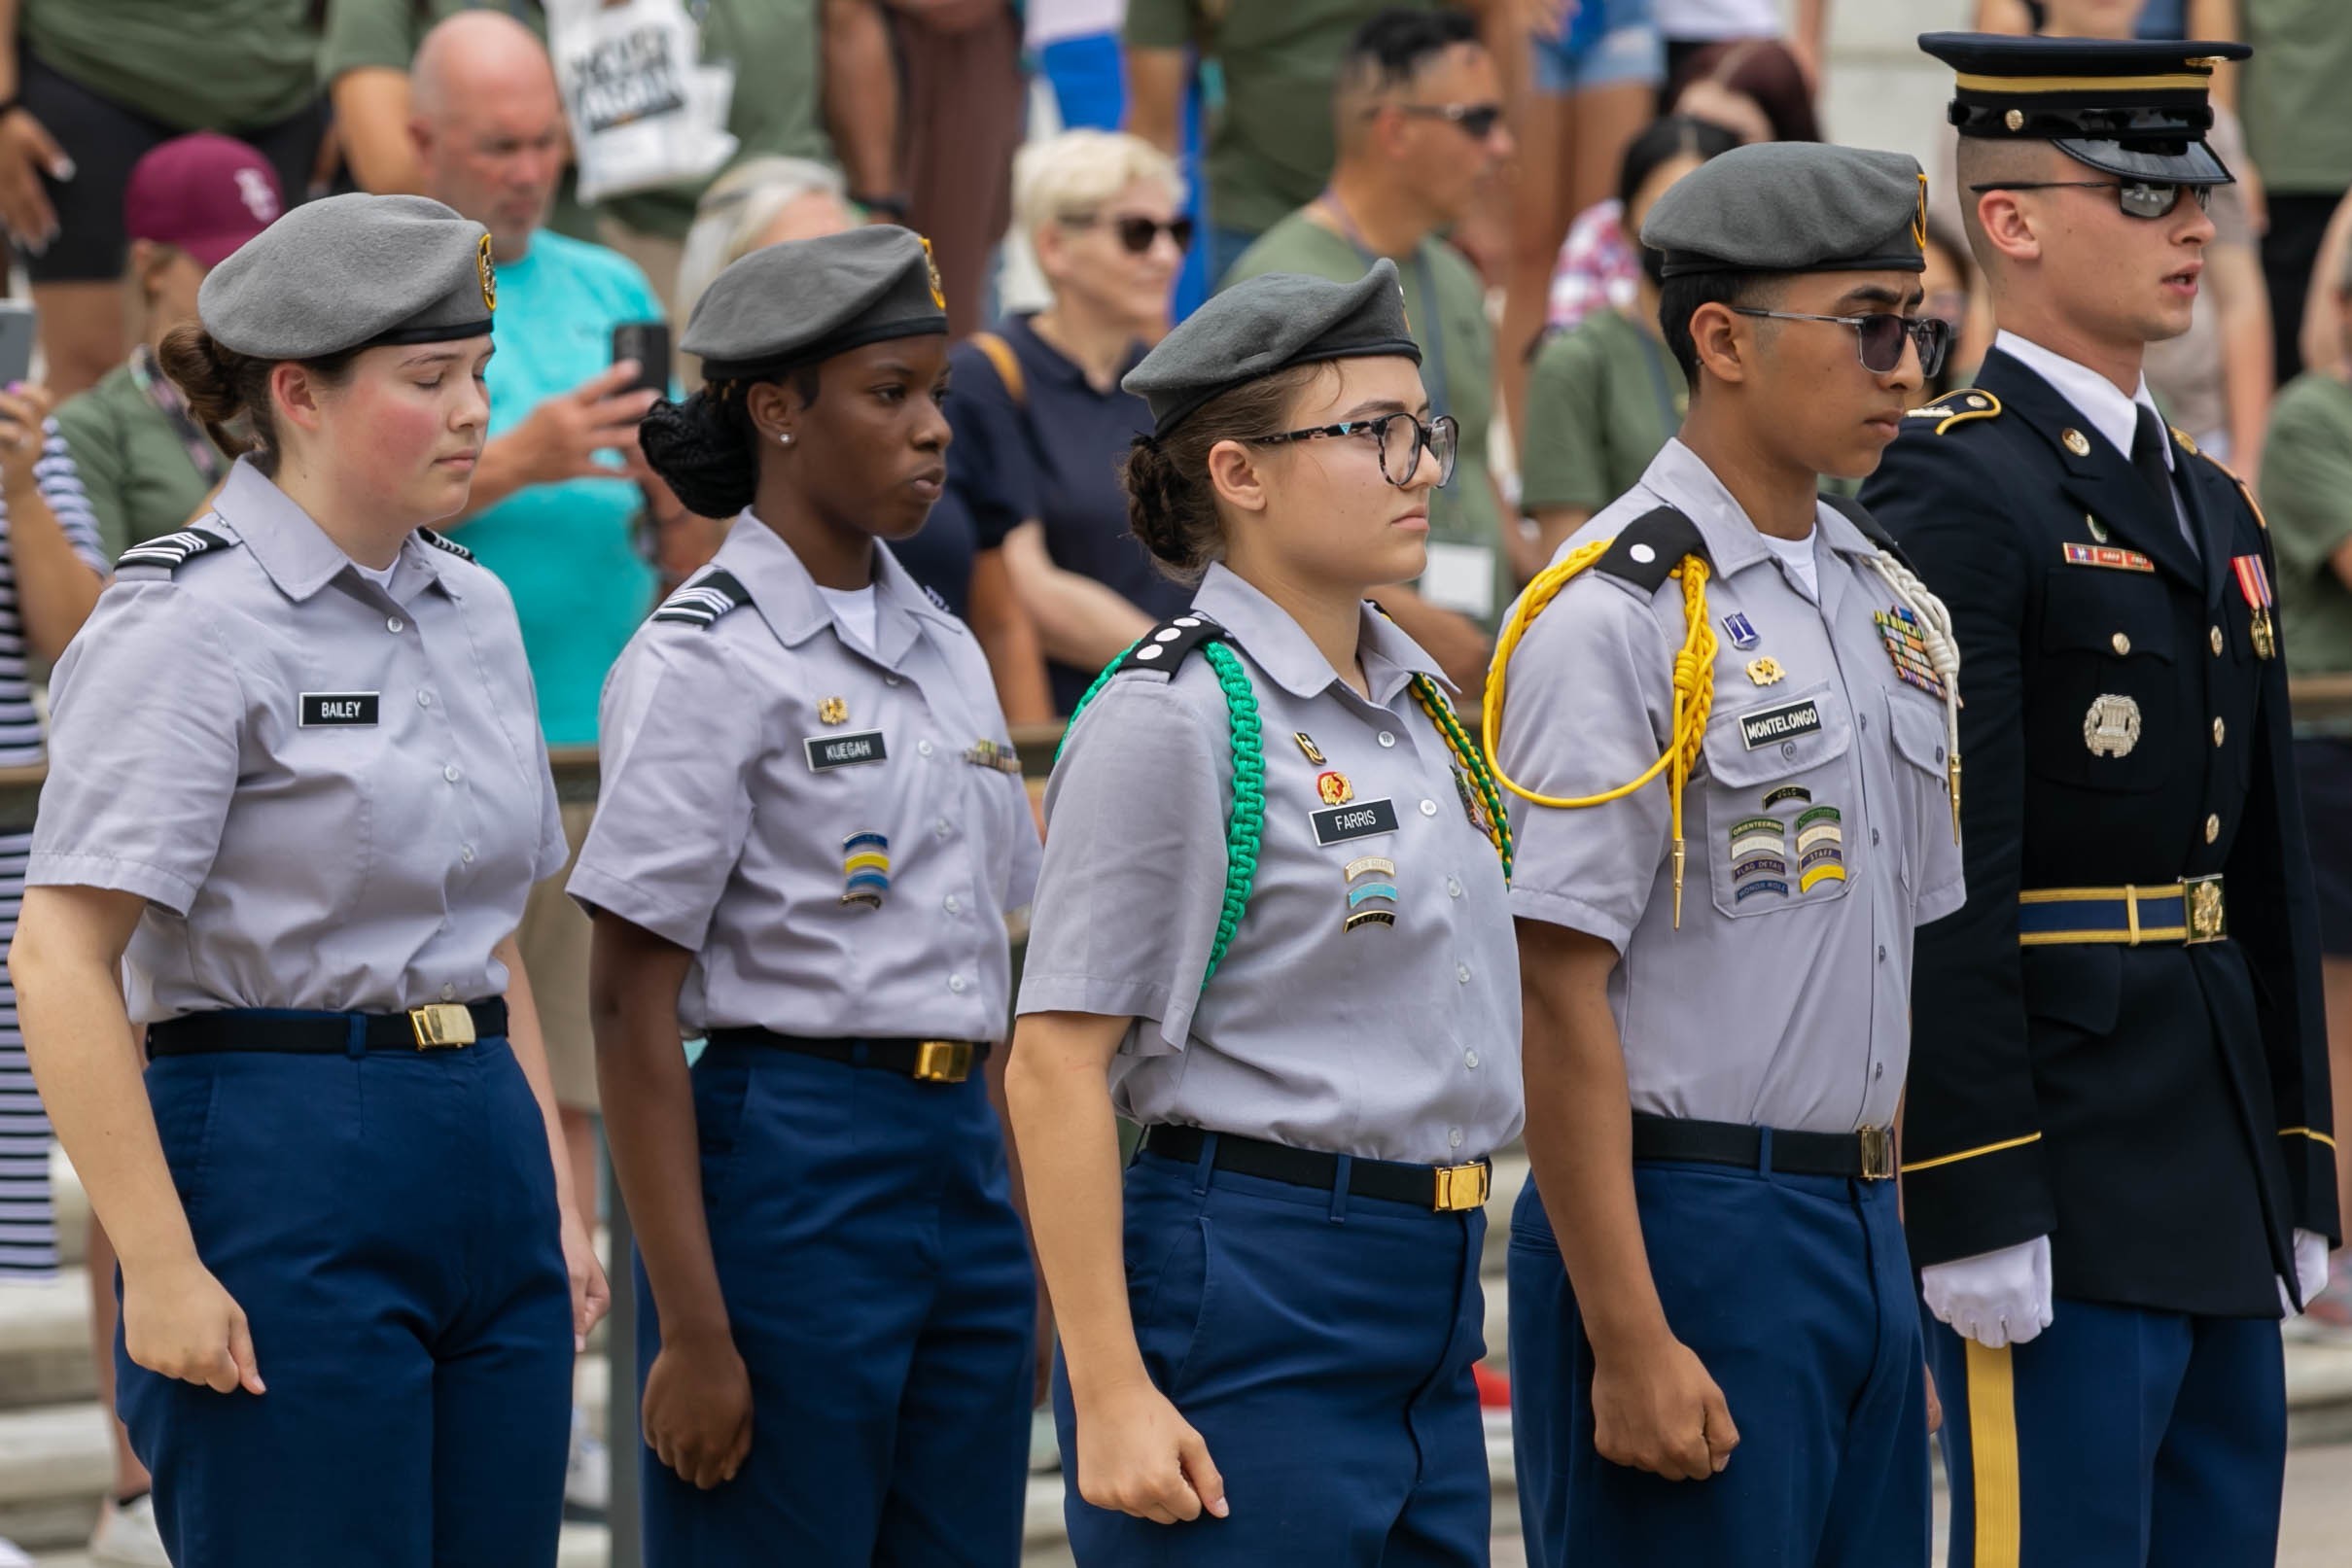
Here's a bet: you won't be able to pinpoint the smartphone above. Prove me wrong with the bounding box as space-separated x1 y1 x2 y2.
0 302 36 390
612 322 670 398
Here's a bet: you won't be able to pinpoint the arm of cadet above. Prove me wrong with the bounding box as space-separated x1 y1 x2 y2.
2208 242 2275 480
1518 919 1737 1481
493 932 610 1347
822 0 901 201
586 911 753 1488
967 544 1056 726
1004 1010 1227 1524
1000 520 1157 674
12 885 265 1395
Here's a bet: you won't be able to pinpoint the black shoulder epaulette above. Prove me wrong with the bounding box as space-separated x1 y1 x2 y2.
650 569 751 629
1818 490 1914 568
1593 505 1707 593
921 582 952 614
115 528 236 574
1903 388 2002 435
416 527 474 563
1115 611 1228 677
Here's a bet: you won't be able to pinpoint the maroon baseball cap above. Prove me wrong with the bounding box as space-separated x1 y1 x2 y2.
124 132 284 268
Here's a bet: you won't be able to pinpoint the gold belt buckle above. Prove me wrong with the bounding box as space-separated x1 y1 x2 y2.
912 1040 973 1083
2183 874 2227 945
409 1003 476 1050
1857 1126 1896 1181
1432 1161 1490 1211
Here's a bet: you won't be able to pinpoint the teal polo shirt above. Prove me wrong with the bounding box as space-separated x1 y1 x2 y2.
467 229 664 747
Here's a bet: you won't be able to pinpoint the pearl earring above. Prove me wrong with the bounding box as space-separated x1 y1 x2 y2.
779 433 793 445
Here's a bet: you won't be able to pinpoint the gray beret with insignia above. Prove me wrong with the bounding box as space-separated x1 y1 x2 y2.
1125 259 1421 436
684 226 949 381
1641 143 1929 279
198 192 496 359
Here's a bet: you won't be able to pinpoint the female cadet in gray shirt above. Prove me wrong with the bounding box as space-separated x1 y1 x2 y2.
1006 261 1522 1565
9 193 605 1567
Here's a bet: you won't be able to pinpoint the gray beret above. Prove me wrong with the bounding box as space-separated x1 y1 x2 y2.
198 192 494 359
684 226 948 380
1126 259 1421 436
1640 143 1929 279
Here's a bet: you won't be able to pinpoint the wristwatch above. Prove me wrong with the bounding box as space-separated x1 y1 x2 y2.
850 191 912 225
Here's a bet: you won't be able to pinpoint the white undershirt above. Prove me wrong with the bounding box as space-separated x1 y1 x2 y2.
1995 329 2194 546
817 583 879 653
349 557 399 591
1761 527 1819 602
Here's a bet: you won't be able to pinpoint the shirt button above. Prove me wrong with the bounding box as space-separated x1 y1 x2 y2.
1875 1063 1885 1080
948 974 967 993
2212 717 2226 746
2112 632 2131 655
1456 963 1471 984
1447 876 1462 898
1421 799 1439 817
2205 813 2221 844
1859 714 1869 732
440 984 456 1001
442 764 462 784
1781 742 1798 761
460 844 475 863
943 894 962 914
386 615 405 635
1379 731 1396 748
918 740 934 758
935 818 953 838
2210 625 2225 655
885 674 902 686
1878 945 1887 962
416 690 433 708
1448 1128 1464 1149
1871 827 1881 846
1464 1050 1480 1068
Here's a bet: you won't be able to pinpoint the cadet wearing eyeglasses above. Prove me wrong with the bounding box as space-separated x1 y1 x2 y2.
1491 142 1964 1567
1860 33 2337 1568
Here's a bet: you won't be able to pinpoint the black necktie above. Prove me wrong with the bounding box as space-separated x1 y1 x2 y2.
2130 403 2176 510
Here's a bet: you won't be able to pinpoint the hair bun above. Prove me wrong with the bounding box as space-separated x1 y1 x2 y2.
640 393 758 519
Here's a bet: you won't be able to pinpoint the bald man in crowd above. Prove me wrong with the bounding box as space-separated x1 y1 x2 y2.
407 11 697 1516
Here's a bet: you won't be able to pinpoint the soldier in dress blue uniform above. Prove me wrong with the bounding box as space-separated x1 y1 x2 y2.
1005 261 1521 1565
1490 143 1964 1567
570 226 1043 1566
8 193 604 1567
1861 35 2338 1566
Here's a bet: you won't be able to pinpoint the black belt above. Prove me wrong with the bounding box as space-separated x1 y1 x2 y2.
1138 1124 1492 1212
1631 1113 1897 1181
148 999 508 1057
703 1028 989 1084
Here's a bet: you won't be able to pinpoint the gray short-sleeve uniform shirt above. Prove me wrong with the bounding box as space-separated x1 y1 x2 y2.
1500 439 1966 1134
28 459 570 1022
1018 564 1524 1167
569 514 1040 1041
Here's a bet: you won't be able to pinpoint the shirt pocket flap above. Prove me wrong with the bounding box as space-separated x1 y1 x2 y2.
1889 695 1949 779
2041 574 2176 662
1703 683 1854 789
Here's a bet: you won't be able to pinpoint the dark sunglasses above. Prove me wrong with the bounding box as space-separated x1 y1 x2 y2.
1391 101 1507 140
1731 307 1953 378
1968 179 2212 222
1246 411 1459 488
1064 212 1195 255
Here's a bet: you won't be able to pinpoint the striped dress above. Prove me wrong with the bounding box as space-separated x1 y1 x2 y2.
0 426 109 1276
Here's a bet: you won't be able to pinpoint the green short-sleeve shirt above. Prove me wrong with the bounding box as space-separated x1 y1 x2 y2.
52 363 225 564
2244 0 2352 193
2257 370 2352 679
23 0 320 132
1520 307 1686 517
1222 212 1507 627
1124 0 1433 239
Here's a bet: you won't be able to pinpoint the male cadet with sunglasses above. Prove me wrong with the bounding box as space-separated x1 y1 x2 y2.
1493 141 1962 1567
1860 34 2338 1567
1223 8 1518 696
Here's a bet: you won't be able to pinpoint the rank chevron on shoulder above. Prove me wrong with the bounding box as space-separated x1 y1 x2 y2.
115 528 237 573
651 569 751 629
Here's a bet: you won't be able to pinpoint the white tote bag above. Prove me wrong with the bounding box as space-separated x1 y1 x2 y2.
549 0 740 203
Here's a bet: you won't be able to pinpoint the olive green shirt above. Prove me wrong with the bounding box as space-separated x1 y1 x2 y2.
23 0 319 132
1124 0 1434 239
1521 307 1686 516
2257 370 2352 679
2244 0 2352 193
1223 212 1506 627
52 362 225 564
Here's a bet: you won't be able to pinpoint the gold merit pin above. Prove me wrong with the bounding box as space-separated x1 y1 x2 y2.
2062 428 2092 457
819 697 849 726
1745 657 1785 686
1294 732 1325 764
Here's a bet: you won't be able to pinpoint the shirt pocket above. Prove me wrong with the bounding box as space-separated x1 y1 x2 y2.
2028 574 2177 794
1703 681 1858 920
1887 692 1953 893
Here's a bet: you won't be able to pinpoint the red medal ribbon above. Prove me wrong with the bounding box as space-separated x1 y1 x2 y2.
2231 553 2274 610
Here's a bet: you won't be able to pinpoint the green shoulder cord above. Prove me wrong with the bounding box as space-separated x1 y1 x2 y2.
1060 625 1266 984
1408 673 1514 882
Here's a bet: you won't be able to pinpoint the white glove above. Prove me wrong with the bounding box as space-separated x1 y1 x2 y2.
2279 1229 2332 1316
1921 1235 2054 1349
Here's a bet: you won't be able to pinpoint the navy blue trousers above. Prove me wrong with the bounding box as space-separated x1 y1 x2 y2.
638 1043 1036 1566
1928 1300 2285 1566
1509 1160 1930 1568
119 1033 575 1567
1053 1140 1492 1566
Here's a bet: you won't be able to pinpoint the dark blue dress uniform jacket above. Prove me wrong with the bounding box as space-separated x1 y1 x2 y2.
1860 347 2339 1318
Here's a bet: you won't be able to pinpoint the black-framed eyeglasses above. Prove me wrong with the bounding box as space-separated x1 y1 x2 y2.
1387 101 1506 139
1730 307 1953 377
1063 212 1195 255
1246 411 1459 488
1967 179 2211 222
